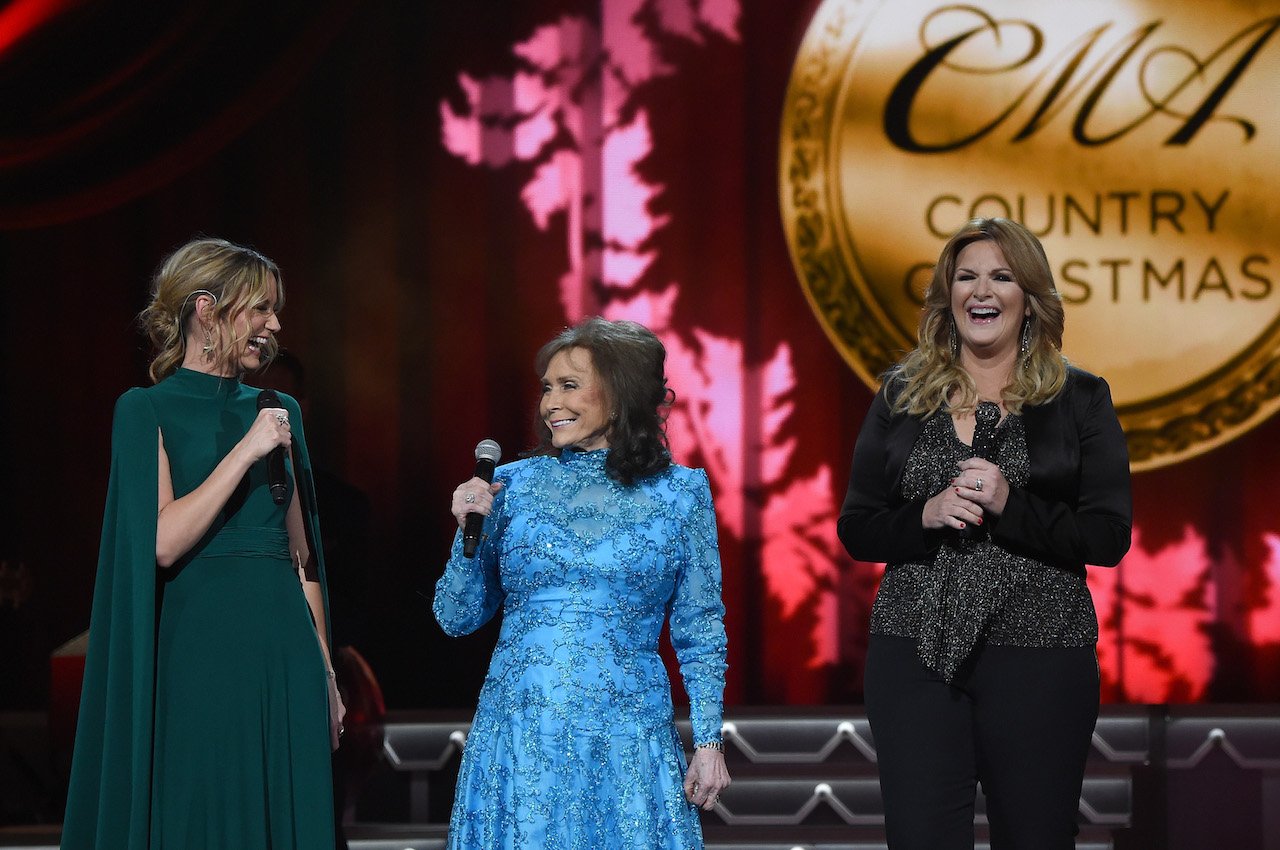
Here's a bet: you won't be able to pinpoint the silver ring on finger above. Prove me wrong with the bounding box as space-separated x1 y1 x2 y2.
974 477 983 493
464 492 477 504
275 413 287 426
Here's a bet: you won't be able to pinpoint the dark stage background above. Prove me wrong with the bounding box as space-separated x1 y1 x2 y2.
1 0 1278 727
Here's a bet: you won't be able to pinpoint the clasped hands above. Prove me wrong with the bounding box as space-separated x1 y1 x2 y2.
922 457 1009 532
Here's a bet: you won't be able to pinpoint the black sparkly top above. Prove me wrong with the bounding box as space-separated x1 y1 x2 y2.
869 406 1099 682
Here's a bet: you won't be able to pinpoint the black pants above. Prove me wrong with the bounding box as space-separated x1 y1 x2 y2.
865 634 1100 850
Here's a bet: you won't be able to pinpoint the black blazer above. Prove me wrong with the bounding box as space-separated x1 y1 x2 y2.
838 367 1133 573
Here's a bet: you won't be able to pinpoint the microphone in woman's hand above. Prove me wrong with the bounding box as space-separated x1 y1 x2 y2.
959 402 1000 541
463 439 502 557
970 401 1000 461
256 389 288 505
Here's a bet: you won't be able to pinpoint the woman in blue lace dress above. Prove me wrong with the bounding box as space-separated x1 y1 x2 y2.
434 317 730 849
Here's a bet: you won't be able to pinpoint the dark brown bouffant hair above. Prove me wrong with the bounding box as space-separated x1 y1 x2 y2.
529 317 675 485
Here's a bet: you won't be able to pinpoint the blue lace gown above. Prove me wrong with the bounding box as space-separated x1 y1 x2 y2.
433 448 728 850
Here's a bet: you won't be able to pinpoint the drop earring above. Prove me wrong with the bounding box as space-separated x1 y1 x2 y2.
1020 318 1031 356
180 289 219 357
948 319 959 360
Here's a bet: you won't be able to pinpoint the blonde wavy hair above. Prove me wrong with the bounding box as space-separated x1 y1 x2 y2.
889 217 1067 417
138 238 283 384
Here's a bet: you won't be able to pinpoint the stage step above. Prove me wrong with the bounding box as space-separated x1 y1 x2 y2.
376 710 1138 832
8 706 1280 848
703 767 1131 828
0 823 1117 850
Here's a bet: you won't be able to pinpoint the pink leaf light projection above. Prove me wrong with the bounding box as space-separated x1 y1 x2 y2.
1253 534 1280 643
439 0 848 696
437 0 1280 704
1090 527 1215 701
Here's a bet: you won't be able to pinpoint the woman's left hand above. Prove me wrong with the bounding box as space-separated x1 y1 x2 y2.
954 457 1010 517
684 746 731 811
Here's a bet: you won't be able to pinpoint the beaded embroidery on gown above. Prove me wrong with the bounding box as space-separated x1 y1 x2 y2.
434 449 727 850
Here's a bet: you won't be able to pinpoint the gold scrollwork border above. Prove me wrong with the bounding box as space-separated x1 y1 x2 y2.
779 0 906 391
1122 337 1280 468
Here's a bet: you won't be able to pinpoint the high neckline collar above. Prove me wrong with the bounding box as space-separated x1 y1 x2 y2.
170 367 243 395
557 446 610 466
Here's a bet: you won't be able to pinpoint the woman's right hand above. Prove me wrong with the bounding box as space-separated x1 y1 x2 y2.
451 477 503 529
237 407 293 462
922 481 984 531
328 673 347 752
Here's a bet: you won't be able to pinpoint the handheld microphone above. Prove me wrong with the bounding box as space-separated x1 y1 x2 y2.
463 439 502 558
959 402 1000 541
256 389 289 505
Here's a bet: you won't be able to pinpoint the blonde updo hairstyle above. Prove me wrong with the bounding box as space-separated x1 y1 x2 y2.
139 238 283 384
889 217 1067 417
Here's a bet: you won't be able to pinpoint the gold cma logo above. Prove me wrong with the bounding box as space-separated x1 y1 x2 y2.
780 0 1280 469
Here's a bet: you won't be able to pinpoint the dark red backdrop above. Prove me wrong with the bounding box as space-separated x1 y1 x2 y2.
1 0 1277 713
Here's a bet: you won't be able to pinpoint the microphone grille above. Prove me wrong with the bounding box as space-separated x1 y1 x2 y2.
474 439 502 463
256 389 281 410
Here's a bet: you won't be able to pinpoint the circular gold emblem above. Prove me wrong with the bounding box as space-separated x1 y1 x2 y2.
780 0 1280 470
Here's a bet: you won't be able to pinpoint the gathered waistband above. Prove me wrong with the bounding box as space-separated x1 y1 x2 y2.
189 526 290 561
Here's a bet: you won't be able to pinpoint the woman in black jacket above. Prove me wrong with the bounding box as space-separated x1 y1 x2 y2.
839 217 1132 850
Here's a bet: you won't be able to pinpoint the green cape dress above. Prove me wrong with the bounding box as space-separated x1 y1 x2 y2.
62 367 334 849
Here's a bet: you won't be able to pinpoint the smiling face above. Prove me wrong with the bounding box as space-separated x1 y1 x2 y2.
230 274 282 373
189 274 282 377
540 346 612 451
950 240 1029 362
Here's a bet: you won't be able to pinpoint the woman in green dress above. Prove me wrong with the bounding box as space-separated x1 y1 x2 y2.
63 238 343 849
